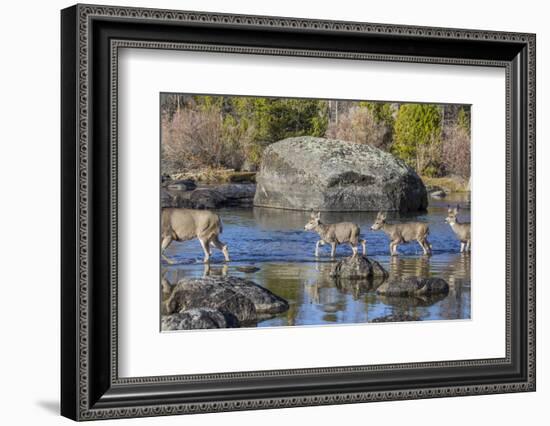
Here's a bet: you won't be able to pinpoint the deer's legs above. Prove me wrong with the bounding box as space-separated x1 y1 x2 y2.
390 241 398 256
198 238 211 263
360 239 367 256
460 242 465 253
330 242 337 258
418 238 431 256
349 243 358 257
210 235 230 262
161 236 175 264
315 240 325 257
465 240 471 252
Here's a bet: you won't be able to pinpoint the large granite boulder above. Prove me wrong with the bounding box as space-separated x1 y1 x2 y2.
254 137 427 212
162 276 289 324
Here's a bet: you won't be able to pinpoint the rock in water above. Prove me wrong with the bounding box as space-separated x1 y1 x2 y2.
166 179 197 191
162 308 239 331
162 276 289 324
370 313 420 323
376 277 449 297
254 137 427 212
236 265 261 273
161 183 256 209
330 255 388 280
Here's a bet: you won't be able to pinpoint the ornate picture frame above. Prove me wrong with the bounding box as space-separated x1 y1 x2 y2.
61 4 535 420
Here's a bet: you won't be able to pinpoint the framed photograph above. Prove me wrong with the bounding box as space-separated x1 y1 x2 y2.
61 4 536 421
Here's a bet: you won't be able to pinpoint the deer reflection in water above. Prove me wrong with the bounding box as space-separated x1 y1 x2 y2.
160 264 229 302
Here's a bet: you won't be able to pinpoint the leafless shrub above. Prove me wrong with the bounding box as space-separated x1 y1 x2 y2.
161 107 249 174
442 124 471 178
325 106 391 150
415 134 442 177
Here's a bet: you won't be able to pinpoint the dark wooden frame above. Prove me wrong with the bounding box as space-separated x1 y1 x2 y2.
61 3 536 421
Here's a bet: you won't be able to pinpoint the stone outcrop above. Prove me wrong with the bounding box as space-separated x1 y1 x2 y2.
162 276 289 328
161 183 256 209
330 255 388 280
376 277 449 297
254 137 427 212
161 308 239 331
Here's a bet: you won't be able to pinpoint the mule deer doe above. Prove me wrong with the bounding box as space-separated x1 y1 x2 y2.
370 212 432 256
445 205 471 253
161 208 230 264
304 212 366 258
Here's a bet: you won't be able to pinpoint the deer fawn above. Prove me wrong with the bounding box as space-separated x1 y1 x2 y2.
161 208 230 264
445 205 471 253
370 211 432 256
304 212 366 258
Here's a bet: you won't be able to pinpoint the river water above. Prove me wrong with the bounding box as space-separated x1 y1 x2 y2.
161 193 471 327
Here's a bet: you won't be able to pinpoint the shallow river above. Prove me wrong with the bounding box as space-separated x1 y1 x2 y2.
162 193 471 327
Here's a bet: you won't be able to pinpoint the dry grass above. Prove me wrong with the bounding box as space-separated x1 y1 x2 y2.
171 168 256 184
421 175 470 193
442 124 470 179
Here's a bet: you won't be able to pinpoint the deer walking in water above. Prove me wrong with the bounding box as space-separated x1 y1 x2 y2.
161 208 230 264
445 205 471 253
370 212 432 256
304 212 366 258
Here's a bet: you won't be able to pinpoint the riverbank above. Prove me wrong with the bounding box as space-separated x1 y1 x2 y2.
163 168 470 193
167 168 256 184
421 175 470 194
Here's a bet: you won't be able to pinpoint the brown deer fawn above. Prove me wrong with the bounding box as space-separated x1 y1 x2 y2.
161 208 230 264
370 211 432 256
304 212 366 258
445 205 471 253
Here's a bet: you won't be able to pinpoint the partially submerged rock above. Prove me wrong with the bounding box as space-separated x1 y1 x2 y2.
162 308 239 331
330 255 388 280
370 313 420 323
254 137 427 212
376 277 449 297
236 265 261 273
378 292 448 308
162 183 256 209
162 276 289 324
166 179 197 191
